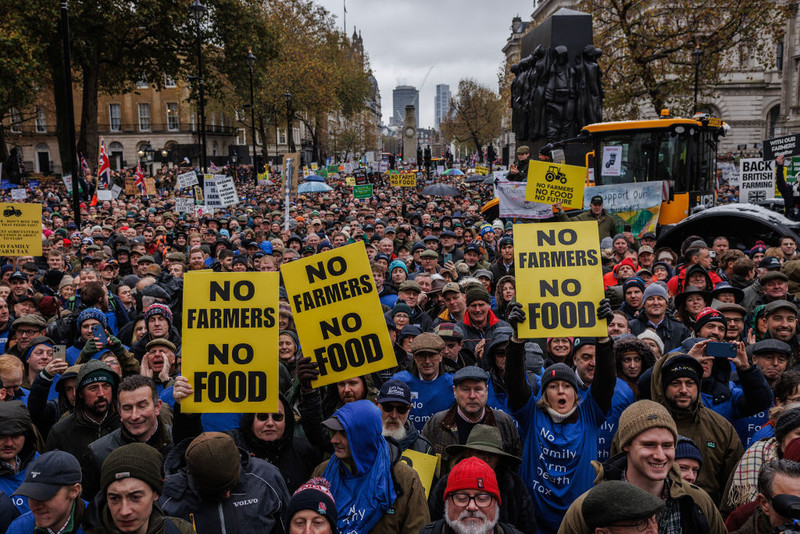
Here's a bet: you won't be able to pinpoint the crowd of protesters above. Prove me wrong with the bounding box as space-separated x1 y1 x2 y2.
0 151 800 534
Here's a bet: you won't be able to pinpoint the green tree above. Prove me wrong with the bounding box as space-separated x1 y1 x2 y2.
578 0 788 118
440 79 503 157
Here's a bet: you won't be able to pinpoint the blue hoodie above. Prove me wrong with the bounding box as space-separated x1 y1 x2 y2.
323 400 397 534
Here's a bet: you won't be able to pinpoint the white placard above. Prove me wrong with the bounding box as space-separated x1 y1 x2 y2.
195 205 214 217
110 184 122 198
176 197 195 213
11 188 26 200
96 190 112 201
62 174 73 193
177 171 198 189
214 175 239 208
739 158 775 204
343 163 354 174
601 146 623 176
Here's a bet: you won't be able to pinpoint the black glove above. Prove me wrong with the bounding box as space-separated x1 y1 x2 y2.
296 356 320 391
597 298 613 325
506 301 526 337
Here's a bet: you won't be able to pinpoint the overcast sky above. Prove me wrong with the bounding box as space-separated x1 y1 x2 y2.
313 0 530 129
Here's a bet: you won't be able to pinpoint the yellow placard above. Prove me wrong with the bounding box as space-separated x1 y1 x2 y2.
514 221 607 338
281 242 395 387
390 172 417 187
525 160 586 210
311 163 318 170
475 165 489 176
401 450 440 498
345 177 356 186
181 271 280 413
0 203 42 256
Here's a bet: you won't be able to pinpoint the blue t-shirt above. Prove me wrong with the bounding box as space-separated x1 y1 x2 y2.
514 388 606 534
577 378 636 462
159 386 242 432
392 370 454 430
734 407 771 448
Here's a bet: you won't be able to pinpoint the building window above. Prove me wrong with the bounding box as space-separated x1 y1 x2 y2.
136 76 148 89
109 104 121 131
236 128 246 145
293 127 300 144
164 75 176 88
210 113 216 132
9 109 21 133
166 103 179 131
277 128 287 145
190 112 196 131
35 109 46 133
138 103 151 131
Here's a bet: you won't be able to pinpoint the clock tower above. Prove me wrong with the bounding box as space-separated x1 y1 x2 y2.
402 105 418 165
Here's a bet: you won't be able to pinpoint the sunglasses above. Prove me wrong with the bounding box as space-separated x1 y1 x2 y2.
255 413 285 422
380 403 410 414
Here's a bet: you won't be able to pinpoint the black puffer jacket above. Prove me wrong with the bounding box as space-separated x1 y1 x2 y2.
228 394 321 493
160 438 290 534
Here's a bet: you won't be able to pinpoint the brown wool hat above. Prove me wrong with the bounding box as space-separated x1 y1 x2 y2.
410 332 445 355
145 338 177 353
101 443 164 494
615 400 678 449
185 432 242 495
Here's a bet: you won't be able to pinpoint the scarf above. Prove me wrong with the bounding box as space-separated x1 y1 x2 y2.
726 438 777 510
322 400 397 534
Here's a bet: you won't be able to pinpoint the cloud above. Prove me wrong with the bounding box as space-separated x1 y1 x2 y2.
313 0 526 128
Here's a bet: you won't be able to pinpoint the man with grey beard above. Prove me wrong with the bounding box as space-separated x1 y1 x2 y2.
378 379 434 454
420 457 523 534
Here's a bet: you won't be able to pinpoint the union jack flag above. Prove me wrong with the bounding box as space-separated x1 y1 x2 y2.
80 153 90 177
135 161 146 195
209 161 219 172
97 140 111 189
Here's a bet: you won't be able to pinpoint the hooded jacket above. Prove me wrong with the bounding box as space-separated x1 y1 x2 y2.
557 453 726 534
25 366 77 440
160 439 290 534
0 402 40 514
228 394 321 493
631 353 744 505
312 401 430 534
45 360 121 462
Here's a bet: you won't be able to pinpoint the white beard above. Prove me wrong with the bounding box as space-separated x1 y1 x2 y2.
445 501 498 534
382 422 407 441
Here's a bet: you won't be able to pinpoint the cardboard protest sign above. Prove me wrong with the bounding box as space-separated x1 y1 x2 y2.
390 172 417 187
496 179 553 220
125 176 138 196
401 450 440 498
213 175 239 208
282 242 395 387
110 184 123 198
514 221 607 338
0 203 42 256
145 178 157 196
10 189 26 201
177 171 198 189
62 174 73 193
525 160 586 209
181 271 280 413
96 190 112 201
739 158 775 204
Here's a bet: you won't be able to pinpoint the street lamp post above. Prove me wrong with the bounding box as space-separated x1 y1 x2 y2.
189 0 207 173
246 49 258 185
60 1 81 226
332 130 337 163
284 92 296 154
692 48 704 115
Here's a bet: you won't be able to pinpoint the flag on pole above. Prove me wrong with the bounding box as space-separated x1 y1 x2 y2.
135 161 146 195
209 161 219 172
80 153 90 177
97 139 111 189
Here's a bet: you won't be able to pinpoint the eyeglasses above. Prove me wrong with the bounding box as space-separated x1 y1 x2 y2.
380 403 410 415
17 329 40 336
255 413 285 422
610 514 661 532
449 493 494 508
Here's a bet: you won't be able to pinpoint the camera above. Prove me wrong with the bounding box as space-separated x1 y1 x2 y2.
773 494 800 534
